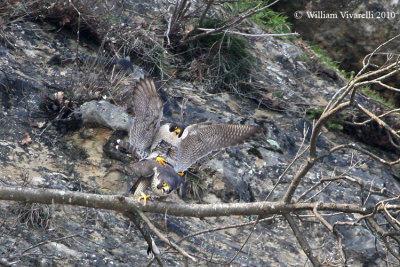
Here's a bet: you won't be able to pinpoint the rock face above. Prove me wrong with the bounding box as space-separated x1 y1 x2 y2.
274 1 400 72
0 1 398 267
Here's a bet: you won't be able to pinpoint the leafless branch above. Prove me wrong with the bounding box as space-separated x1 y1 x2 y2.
0 186 379 217
313 203 347 265
355 102 400 140
175 216 275 245
181 0 280 43
226 216 257 265
196 28 299 38
198 0 214 26
284 213 320 266
136 210 196 262
351 108 400 125
123 212 166 267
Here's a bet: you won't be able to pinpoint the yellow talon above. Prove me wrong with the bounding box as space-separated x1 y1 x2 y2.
178 172 184 176
156 157 167 166
138 192 151 205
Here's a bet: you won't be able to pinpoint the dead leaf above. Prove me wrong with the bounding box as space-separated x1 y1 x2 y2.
21 133 32 146
184 24 194 35
264 92 274 101
61 16 70 25
36 122 46 129
54 91 64 104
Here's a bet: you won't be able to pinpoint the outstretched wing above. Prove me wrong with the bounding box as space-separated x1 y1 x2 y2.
129 78 163 154
173 124 260 172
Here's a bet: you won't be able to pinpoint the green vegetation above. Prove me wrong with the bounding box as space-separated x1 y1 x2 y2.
187 3 294 93
272 91 285 98
227 1 292 34
309 44 354 80
361 85 396 109
189 19 254 92
185 2 296 92
307 107 345 131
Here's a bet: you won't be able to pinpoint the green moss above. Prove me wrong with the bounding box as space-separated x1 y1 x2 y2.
228 2 293 36
306 107 324 121
309 44 354 80
272 91 285 98
307 108 345 131
361 85 396 109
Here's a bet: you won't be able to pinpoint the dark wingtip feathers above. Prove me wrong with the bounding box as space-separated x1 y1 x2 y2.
134 77 157 99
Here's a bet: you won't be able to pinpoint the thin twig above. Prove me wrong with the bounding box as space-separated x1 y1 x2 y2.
198 0 214 26
284 213 320 266
181 0 279 43
226 217 258 265
136 210 196 262
123 212 165 267
19 233 82 256
175 216 275 244
196 28 299 37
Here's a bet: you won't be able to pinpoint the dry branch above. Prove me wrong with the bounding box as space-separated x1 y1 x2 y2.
123 211 166 266
284 213 320 266
0 186 385 217
181 0 280 43
136 210 196 262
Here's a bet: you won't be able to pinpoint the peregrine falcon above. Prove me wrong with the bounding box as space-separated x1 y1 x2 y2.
118 77 259 197
128 159 186 205
118 77 260 172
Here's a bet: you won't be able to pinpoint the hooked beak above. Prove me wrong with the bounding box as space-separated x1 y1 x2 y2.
158 183 171 193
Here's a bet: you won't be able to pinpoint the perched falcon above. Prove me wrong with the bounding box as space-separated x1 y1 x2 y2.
127 159 186 205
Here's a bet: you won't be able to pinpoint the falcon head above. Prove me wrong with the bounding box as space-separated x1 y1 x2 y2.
158 122 186 146
155 165 186 198
168 122 185 137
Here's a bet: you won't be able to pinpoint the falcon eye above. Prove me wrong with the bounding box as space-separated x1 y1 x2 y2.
169 125 177 132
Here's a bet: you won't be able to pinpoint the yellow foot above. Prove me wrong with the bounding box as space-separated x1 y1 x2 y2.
138 192 151 206
156 157 167 166
178 172 184 176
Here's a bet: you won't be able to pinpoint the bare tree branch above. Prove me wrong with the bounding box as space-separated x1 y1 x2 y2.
313 203 347 265
198 0 214 26
196 28 299 38
284 213 320 266
136 210 196 262
123 212 166 267
355 102 400 140
0 186 383 217
181 0 280 43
